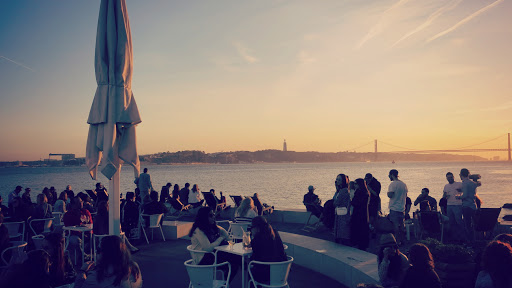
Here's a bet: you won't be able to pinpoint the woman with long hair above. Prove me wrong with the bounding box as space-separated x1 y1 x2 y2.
189 207 239 282
34 193 53 219
188 184 204 208
350 178 370 250
250 216 287 283
54 191 68 214
42 232 76 287
475 241 512 288
334 174 351 244
399 243 441 288
74 235 142 288
377 233 409 288
235 197 258 223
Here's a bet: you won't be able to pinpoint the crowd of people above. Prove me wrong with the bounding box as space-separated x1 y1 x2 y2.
304 168 486 248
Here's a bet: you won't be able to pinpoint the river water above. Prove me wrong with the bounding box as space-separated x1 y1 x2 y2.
1 161 511 211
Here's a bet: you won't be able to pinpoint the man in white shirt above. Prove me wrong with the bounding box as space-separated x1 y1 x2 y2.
442 172 463 242
387 169 408 244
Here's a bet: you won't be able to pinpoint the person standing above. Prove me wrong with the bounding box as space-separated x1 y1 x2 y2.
365 173 382 229
94 183 108 205
350 178 370 251
442 172 464 243
334 174 351 245
137 168 153 204
387 169 408 244
458 168 480 243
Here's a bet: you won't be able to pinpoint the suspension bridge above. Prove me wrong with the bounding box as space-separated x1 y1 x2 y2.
346 133 512 161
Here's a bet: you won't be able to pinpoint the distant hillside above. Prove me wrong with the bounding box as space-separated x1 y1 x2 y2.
140 150 486 164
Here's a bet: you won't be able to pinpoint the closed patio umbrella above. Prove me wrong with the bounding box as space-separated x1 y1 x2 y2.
86 0 141 235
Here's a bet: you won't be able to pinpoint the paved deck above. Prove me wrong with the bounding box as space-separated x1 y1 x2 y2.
130 238 347 288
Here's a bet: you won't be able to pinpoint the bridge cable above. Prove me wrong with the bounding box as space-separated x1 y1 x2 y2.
453 134 508 149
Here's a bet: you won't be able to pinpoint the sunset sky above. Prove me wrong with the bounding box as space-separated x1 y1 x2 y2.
1 0 511 161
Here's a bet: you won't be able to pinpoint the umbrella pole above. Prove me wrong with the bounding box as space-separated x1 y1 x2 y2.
109 142 121 236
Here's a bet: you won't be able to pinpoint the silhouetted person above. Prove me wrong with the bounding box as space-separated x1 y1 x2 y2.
413 188 437 211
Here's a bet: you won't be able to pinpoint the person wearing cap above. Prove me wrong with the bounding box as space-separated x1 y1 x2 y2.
364 173 382 225
387 169 408 244
8 185 23 207
303 185 323 219
377 233 409 288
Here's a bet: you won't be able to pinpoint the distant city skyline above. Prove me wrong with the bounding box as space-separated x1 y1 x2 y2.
1 1 511 161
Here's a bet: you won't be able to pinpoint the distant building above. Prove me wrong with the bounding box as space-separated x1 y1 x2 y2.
283 139 287 152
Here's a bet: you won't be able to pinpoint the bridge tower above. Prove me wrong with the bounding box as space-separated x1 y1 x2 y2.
508 133 511 161
374 139 377 153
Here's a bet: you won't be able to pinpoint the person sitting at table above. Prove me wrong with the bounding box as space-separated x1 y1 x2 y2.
234 197 258 223
54 191 68 214
34 193 53 219
42 232 76 287
78 192 95 214
250 216 287 284
74 235 142 288
63 197 93 261
0 249 53 288
189 207 240 283
94 201 139 254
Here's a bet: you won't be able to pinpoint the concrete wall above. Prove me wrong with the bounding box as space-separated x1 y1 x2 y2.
281 232 380 287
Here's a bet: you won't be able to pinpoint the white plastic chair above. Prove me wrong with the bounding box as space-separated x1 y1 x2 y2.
228 221 250 243
1 241 28 265
32 235 45 249
184 259 231 288
29 217 54 236
248 255 294 288
186 245 218 265
3 221 25 241
93 234 109 262
140 213 165 244
52 212 64 226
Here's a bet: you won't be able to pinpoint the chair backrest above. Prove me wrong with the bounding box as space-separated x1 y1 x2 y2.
202 192 218 209
142 213 164 227
186 245 216 264
303 202 317 213
184 259 230 288
3 221 25 240
52 212 63 225
418 211 441 233
32 235 45 250
474 208 502 232
230 195 243 207
1 241 27 265
29 218 54 235
249 255 294 287
93 234 109 261
229 222 250 240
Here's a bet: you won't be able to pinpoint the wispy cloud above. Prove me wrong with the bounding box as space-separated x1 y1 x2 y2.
392 0 463 48
481 101 512 112
233 42 259 64
297 51 316 64
355 0 410 50
427 0 504 43
0 55 35 72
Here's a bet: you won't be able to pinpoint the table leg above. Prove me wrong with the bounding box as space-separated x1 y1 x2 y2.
241 255 245 288
81 231 85 264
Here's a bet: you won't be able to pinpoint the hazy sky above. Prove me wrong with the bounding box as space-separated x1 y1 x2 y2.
1 0 511 161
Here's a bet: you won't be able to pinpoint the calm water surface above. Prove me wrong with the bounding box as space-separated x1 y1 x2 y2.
1 161 511 211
